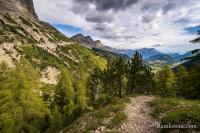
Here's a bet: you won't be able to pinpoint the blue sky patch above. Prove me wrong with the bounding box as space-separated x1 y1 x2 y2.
53 24 83 37
185 25 200 34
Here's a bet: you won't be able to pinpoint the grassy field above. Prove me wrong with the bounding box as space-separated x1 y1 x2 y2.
149 97 200 132
64 96 132 133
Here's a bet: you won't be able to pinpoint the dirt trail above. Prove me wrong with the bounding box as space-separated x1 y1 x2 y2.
120 96 158 133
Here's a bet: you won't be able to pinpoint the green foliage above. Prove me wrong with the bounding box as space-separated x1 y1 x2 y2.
65 97 129 133
156 65 176 97
127 51 155 94
185 65 200 99
114 58 127 98
87 67 103 105
0 60 51 133
128 51 144 93
57 44 106 72
176 65 189 97
17 45 65 69
54 68 75 123
149 98 200 132
102 60 118 100
74 70 88 112
87 51 155 107
107 112 126 129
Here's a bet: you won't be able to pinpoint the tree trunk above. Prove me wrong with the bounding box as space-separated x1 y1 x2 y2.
119 78 122 98
94 79 100 101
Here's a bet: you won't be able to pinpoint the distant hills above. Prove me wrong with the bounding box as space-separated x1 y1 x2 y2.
71 34 162 59
147 54 174 63
71 33 192 63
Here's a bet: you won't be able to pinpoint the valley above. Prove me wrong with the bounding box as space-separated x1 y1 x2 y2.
0 0 200 133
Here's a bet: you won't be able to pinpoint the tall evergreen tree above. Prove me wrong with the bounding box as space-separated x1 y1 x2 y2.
0 59 50 133
142 67 154 94
128 51 144 93
102 60 116 99
187 65 200 99
176 65 188 97
158 65 176 97
87 67 103 105
114 57 127 98
74 69 88 113
54 68 75 121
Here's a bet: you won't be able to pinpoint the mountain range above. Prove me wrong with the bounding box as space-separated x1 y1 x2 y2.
71 34 162 59
71 33 192 62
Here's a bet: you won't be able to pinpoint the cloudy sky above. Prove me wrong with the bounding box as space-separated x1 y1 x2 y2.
33 0 200 53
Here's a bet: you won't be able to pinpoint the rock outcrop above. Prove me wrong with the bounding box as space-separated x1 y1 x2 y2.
71 34 104 49
0 0 38 19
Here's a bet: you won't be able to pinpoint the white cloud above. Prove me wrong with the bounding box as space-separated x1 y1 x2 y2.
33 0 200 53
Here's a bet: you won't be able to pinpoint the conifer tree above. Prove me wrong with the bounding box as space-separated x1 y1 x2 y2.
87 67 102 105
54 68 75 118
128 51 144 93
102 60 116 100
74 69 88 113
158 65 176 97
176 65 188 97
143 67 154 94
114 57 127 98
187 65 200 99
0 59 50 133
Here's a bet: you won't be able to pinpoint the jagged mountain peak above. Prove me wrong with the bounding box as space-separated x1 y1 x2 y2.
71 33 104 49
0 0 38 19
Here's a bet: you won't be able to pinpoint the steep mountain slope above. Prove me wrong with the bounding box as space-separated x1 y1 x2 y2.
71 34 129 60
0 1 106 84
147 54 174 63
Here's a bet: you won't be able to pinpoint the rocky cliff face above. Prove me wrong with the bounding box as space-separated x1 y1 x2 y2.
0 0 107 85
0 0 38 19
71 34 104 49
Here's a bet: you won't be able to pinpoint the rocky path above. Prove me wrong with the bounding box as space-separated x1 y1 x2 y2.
120 96 158 133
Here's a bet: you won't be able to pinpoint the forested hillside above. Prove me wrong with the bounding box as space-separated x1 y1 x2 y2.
0 0 200 133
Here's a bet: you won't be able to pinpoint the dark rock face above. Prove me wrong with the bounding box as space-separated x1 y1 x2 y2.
0 0 38 19
71 34 104 49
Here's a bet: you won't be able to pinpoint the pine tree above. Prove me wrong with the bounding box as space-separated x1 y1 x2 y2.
74 69 88 113
87 67 103 105
128 51 144 93
187 65 200 99
176 65 188 97
54 68 75 118
114 57 127 98
143 67 154 94
158 65 176 97
0 59 50 133
102 60 116 100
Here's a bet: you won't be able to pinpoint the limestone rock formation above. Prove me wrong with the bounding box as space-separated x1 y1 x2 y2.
0 0 38 19
71 33 104 49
